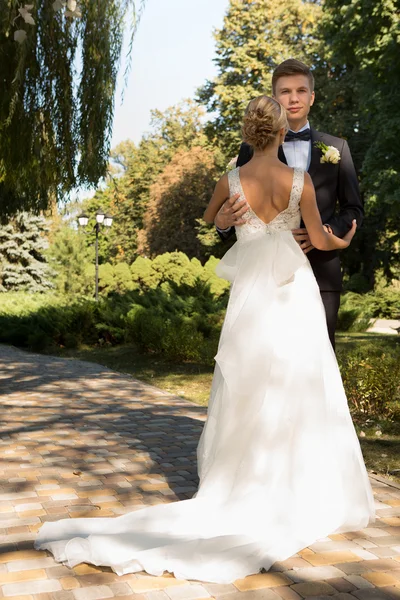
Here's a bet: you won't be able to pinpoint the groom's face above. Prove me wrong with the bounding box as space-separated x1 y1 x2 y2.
273 75 315 129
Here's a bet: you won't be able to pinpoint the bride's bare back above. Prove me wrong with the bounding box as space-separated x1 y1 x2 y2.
238 160 295 225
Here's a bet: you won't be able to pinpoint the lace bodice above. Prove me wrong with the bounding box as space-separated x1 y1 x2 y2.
228 167 304 242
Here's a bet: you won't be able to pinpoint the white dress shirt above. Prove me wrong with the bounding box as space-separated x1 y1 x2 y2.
282 121 311 171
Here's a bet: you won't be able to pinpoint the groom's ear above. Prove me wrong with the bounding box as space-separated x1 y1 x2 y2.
310 91 316 106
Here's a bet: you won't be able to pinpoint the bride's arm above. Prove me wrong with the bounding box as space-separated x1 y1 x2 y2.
300 172 357 251
204 175 232 224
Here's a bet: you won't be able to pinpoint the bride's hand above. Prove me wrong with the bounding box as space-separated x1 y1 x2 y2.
341 220 357 248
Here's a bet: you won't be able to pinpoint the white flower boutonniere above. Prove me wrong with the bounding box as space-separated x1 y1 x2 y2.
314 142 341 164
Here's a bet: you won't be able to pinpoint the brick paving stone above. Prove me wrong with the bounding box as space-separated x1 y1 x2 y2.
0 570 47 585
354 540 379 550
108 582 133 596
271 559 313 572
357 560 400 572
203 585 237 597
72 585 114 599
352 589 394 599
52 593 77 600
146 592 171 600
373 539 400 548
308 595 355 600
272 588 302 600
234 574 293 591
359 530 392 539
128 578 187 593
372 548 400 559
75 572 121 586
336 564 370 576
60 577 80 590
284 567 347 583
309 542 360 553
344 575 375 590
212 592 281 600
109 597 143 600
289 581 337 596
384 588 400 600
7 558 56 572
2 578 62 596
362 573 400 587
352 550 381 561
165 584 211 600
299 552 361 567
326 577 357 593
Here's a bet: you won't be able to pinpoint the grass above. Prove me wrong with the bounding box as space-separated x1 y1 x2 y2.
54 343 214 405
48 331 400 484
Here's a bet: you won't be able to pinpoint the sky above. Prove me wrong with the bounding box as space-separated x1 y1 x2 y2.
111 0 230 149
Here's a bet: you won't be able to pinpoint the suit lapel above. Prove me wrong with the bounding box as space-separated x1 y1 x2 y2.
308 128 323 178
278 145 288 165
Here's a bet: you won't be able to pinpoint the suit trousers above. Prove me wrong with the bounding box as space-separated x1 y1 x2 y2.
320 291 341 350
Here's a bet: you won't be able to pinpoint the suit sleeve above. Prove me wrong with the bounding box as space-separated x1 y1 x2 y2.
236 142 254 167
216 226 235 242
327 140 364 238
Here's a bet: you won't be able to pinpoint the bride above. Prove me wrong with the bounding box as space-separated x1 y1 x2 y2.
35 95 375 584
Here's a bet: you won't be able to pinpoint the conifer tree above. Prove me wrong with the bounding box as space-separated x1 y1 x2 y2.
0 212 54 292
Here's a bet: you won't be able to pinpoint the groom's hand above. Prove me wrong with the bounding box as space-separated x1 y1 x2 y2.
214 194 248 230
292 228 314 254
292 226 332 254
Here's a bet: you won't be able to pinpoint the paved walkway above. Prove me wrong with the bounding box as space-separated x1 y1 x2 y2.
1 344 400 600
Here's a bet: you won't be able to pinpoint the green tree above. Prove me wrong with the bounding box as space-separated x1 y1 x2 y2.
80 100 211 264
313 0 400 287
0 212 54 292
47 224 93 296
0 0 144 216
198 0 322 157
138 146 224 260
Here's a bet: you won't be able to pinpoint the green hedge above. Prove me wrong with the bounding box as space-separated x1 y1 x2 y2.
337 344 400 420
0 252 229 365
338 288 400 332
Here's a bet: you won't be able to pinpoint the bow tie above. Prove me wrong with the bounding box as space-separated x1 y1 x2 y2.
284 128 311 142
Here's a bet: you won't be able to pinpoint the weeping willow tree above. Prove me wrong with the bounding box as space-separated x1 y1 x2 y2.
0 0 144 217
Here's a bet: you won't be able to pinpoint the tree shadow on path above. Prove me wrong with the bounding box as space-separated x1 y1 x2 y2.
0 344 208 535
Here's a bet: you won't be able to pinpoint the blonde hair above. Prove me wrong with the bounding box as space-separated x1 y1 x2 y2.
242 95 288 150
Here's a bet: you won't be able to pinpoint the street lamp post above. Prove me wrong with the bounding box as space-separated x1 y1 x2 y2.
78 209 113 301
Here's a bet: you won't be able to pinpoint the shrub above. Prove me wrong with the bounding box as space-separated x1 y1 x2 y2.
337 347 400 420
338 287 400 332
0 254 227 364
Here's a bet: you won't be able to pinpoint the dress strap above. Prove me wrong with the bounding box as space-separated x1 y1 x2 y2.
228 168 244 202
288 168 305 209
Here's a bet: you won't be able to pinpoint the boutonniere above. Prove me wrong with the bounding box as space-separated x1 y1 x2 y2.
314 142 341 164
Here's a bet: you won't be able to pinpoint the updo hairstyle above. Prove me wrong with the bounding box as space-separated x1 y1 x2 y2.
242 95 288 151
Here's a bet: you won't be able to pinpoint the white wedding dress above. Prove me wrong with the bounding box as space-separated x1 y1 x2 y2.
35 167 375 583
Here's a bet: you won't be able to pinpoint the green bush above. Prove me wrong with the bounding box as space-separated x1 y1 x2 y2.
0 253 228 363
337 346 400 420
338 287 400 332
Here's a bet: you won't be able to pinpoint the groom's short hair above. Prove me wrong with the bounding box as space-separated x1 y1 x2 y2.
272 59 315 94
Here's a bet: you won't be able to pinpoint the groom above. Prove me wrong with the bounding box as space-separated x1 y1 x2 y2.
215 59 364 349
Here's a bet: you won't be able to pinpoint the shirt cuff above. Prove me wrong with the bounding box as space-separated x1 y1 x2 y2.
216 226 232 233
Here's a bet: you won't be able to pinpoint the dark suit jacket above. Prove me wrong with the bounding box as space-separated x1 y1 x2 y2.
219 128 363 291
